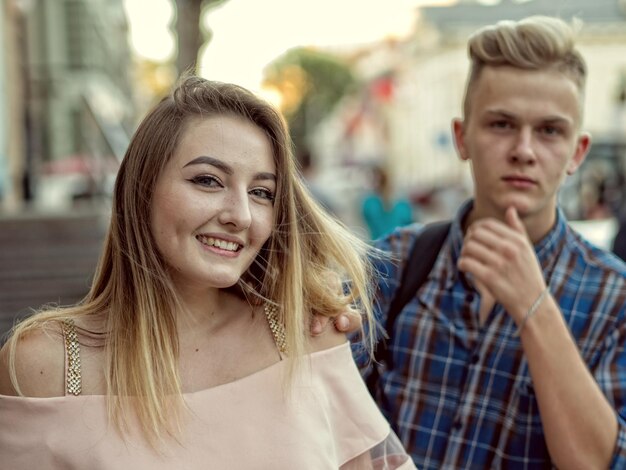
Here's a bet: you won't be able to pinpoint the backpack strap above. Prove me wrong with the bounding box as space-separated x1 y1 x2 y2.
367 221 450 396
384 220 451 352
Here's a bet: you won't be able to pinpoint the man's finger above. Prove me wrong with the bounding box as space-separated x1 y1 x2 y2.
310 316 329 336
506 206 525 234
335 315 350 331
333 309 362 333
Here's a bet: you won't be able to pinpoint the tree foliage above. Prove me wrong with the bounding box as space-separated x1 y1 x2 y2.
264 48 356 153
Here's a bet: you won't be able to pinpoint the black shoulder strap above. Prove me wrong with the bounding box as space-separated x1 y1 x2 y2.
385 220 451 336
367 220 450 397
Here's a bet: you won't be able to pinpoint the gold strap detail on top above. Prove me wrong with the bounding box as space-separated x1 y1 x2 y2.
62 319 82 396
264 304 287 354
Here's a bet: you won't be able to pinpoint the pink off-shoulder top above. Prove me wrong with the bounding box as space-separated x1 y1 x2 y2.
0 341 416 469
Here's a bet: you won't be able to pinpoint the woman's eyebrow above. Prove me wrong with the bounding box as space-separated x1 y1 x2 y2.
183 156 232 175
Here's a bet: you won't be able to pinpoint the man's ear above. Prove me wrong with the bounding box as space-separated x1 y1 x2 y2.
452 118 469 161
567 132 591 175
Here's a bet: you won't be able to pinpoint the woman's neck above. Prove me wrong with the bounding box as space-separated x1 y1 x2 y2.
174 286 242 337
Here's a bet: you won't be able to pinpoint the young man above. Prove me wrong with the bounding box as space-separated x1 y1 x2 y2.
327 15 626 468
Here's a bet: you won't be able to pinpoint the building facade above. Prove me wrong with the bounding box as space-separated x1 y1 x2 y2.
0 0 27 211
311 0 626 226
1 0 134 211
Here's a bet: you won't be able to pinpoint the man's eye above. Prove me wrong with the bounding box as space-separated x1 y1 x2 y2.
541 126 561 135
189 175 221 187
491 120 511 129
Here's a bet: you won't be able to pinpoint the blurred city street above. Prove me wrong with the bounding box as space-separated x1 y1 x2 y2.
1 0 626 339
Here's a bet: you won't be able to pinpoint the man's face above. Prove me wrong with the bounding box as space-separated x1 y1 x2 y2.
453 65 590 234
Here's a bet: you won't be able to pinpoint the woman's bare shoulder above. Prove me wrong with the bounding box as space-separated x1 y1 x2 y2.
0 324 66 397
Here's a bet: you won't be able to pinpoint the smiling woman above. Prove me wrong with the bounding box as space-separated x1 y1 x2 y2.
150 116 277 291
0 76 416 469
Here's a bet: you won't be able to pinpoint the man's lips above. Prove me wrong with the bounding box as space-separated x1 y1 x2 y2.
502 175 537 188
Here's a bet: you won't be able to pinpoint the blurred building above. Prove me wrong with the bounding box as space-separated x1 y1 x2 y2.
311 0 626 224
0 0 26 211
1 0 135 338
1 0 134 211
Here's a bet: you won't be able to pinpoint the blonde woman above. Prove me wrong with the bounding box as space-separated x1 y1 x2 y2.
0 76 415 469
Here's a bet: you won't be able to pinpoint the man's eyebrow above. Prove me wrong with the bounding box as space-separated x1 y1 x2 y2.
484 109 517 120
539 116 573 126
183 156 232 175
484 109 573 125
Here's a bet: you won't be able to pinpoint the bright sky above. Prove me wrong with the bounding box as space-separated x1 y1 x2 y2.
123 0 455 92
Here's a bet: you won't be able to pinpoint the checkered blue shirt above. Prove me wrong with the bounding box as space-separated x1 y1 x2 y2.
362 200 626 469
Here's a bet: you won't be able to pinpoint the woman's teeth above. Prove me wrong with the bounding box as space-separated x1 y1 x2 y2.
197 236 240 252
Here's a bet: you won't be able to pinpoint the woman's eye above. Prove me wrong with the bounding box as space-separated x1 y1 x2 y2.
250 188 275 202
189 175 222 187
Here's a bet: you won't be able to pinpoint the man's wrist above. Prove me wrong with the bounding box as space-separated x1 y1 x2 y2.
513 286 549 337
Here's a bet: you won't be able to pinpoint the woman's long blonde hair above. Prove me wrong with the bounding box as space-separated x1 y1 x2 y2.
6 76 377 446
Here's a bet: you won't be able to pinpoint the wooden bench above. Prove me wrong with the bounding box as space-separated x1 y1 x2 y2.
0 208 108 342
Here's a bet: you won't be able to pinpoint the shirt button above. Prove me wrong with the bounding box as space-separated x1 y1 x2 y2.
453 419 462 431
471 353 480 363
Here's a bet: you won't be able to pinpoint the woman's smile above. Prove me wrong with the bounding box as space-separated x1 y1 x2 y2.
196 234 243 257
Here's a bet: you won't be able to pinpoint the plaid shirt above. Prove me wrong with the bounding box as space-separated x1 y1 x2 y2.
362 200 626 469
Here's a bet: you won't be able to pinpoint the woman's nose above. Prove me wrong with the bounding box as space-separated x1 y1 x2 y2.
218 190 252 230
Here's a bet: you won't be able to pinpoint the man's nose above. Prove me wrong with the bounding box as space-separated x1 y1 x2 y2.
510 127 536 164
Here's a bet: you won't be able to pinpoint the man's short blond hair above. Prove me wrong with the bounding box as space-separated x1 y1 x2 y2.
463 16 587 119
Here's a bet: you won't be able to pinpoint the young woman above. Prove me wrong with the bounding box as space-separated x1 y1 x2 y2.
0 76 415 469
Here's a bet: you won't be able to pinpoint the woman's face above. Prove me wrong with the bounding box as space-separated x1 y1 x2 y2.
150 115 277 291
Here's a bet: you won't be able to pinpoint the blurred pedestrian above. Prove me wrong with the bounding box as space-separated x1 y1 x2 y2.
297 146 337 215
0 76 415 469
332 16 626 468
361 163 413 239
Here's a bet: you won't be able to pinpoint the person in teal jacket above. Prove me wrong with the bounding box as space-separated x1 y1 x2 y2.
361 164 413 239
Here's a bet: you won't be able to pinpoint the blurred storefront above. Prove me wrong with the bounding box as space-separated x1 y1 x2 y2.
1 0 26 211
310 0 626 233
1 0 134 212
